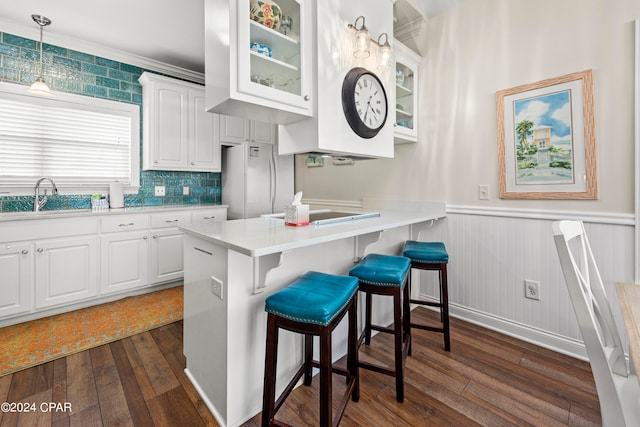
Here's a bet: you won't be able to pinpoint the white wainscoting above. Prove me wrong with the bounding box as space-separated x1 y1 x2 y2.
305 198 635 360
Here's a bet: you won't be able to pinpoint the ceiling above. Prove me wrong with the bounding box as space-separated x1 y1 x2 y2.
0 0 464 75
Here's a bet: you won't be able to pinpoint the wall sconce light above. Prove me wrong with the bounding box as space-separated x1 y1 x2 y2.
377 33 391 69
349 16 371 58
347 16 392 67
29 14 52 97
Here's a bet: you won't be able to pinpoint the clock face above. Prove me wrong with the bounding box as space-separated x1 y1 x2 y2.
341 67 388 139
354 74 387 130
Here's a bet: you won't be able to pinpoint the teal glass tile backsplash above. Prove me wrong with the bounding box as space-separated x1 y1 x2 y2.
0 32 221 213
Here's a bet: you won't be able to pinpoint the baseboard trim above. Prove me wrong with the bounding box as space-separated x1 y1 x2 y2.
413 295 589 361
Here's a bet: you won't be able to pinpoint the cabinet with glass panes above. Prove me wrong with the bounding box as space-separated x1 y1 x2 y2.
205 0 312 124
394 39 421 143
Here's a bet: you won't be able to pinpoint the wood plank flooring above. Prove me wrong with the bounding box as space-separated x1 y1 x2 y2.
0 308 601 426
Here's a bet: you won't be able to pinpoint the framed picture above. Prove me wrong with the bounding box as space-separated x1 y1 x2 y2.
496 70 597 199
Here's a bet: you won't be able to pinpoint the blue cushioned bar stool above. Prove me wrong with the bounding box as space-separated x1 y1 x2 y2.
349 254 411 402
261 271 359 427
403 241 450 352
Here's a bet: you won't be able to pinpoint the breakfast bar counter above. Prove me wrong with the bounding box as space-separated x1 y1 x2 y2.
179 200 446 427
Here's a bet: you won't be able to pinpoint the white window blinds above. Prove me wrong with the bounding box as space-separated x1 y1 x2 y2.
0 82 139 194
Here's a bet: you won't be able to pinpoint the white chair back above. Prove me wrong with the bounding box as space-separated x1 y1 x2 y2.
552 220 640 426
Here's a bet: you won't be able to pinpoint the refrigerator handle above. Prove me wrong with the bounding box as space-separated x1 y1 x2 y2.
270 148 276 213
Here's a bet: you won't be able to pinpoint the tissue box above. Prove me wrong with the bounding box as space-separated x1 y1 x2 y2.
284 204 309 226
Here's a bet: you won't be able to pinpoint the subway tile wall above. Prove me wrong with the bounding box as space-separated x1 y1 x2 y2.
0 32 221 212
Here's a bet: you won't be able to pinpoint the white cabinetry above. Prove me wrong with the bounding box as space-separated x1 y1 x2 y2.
149 211 192 285
191 207 228 226
394 40 421 143
139 72 221 172
0 242 32 317
100 215 150 294
217 115 276 145
35 236 99 309
205 0 312 124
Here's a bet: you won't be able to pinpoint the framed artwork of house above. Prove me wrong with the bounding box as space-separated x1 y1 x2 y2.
496 70 597 199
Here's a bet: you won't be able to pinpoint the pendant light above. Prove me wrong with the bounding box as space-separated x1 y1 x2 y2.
29 14 52 96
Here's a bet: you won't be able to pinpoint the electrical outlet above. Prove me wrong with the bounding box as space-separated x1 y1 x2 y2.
154 186 165 196
478 185 489 200
525 279 540 300
183 186 189 196
210 276 223 300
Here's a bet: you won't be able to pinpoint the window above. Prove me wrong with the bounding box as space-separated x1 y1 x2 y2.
0 81 139 195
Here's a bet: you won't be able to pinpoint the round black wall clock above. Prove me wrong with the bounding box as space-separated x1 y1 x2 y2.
341 67 388 139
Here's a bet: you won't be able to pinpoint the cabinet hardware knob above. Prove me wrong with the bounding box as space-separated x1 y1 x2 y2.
165 219 179 223
191 162 195 165
21 250 28 255
37 248 44 253
203 216 215 220
119 223 135 227
5 245 10 249
154 160 159 163
304 95 310 101
143 235 148 240
153 235 158 239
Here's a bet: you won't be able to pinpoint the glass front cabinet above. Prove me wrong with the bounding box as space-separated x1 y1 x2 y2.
206 0 312 125
394 40 421 143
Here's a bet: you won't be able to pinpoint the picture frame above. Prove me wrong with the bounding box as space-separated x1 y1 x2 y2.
496 70 597 199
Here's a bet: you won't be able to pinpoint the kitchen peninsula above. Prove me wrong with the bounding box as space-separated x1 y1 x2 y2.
179 200 446 427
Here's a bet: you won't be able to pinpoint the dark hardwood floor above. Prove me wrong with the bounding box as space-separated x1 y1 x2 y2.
0 308 601 427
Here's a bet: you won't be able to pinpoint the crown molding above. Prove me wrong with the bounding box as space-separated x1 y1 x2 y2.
0 18 204 84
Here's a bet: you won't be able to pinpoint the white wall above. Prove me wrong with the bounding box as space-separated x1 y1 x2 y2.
294 0 640 358
296 0 639 213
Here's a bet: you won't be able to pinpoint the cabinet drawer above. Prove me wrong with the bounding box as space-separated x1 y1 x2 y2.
151 211 192 229
101 214 149 233
191 208 227 225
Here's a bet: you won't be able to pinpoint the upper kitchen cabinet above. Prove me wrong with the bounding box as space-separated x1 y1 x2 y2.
205 0 313 125
217 115 277 146
139 72 221 172
278 0 395 158
394 40 420 144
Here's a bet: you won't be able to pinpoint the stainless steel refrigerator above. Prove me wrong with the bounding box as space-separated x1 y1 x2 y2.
221 142 294 219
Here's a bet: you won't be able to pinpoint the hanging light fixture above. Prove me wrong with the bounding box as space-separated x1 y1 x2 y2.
29 14 52 96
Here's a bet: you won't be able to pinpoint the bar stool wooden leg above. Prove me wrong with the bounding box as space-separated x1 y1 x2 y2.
441 264 450 351
364 292 373 345
393 288 404 402
261 314 278 427
304 334 313 386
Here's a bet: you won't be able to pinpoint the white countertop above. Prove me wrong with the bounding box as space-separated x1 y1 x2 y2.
0 204 227 222
179 206 446 257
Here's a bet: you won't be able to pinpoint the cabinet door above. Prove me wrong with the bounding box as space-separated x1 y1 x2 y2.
0 242 32 317
236 0 312 112
189 88 221 172
149 229 184 284
100 231 149 295
219 115 250 144
142 75 189 170
394 40 420 143
35 236 99 309
251 120 276 144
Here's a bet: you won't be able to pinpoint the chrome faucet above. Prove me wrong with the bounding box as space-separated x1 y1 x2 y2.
34 177 58 212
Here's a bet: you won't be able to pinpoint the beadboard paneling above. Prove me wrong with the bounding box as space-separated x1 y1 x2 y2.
417 213 634 359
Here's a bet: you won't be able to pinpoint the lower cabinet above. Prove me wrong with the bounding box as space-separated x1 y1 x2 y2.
0 242 32 317
35 236 99 309
0 206 227 325
100 230 149 295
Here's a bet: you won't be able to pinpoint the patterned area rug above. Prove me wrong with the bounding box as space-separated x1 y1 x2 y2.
0 285 183 377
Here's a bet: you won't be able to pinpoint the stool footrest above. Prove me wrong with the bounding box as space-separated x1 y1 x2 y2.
411 322 445 333
309 360 351 378
410 299 443 308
